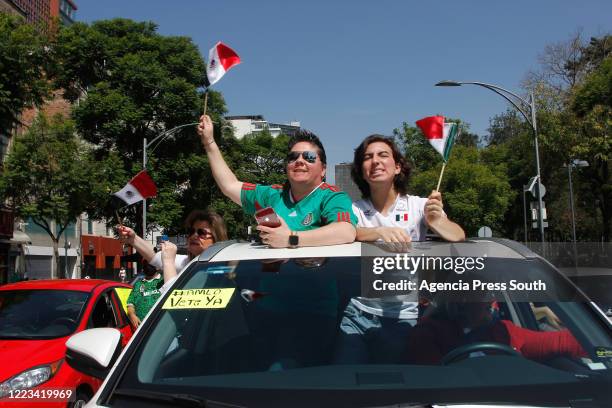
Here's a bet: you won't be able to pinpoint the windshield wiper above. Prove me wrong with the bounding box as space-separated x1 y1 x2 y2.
113 388 246 408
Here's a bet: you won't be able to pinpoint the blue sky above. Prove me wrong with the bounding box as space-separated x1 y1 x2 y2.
77 0 611 183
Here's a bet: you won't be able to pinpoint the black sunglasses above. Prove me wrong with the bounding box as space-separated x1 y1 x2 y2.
187 228 212 238
287 151 318 164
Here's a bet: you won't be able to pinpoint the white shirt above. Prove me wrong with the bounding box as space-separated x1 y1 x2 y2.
352 194 430 241
351 194 434 319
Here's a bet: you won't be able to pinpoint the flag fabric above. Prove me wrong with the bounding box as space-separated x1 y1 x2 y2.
113 170 158 206
416 115 459 162
204 42 241 87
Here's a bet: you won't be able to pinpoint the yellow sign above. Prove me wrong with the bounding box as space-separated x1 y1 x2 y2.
114 287 132 314
162 288 235 310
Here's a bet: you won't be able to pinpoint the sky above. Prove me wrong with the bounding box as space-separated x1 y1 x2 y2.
76 0 611 183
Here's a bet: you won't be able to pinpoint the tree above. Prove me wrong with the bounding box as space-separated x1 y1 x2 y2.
0 13 54 136
52 18 225 233
394 122 513 236
0 114 124 278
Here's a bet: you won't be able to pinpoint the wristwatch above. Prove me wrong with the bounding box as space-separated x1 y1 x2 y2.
289 231 299 248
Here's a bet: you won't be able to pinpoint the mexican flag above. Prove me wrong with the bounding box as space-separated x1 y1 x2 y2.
416 115 459 162
204 42 241 87
113 170 158 206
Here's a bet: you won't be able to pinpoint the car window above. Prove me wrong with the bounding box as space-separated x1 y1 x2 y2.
106 256 612 407
0 290 88 339
89 292 118 329
109 288 128 327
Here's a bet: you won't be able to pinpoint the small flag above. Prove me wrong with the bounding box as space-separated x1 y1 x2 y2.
113 170 158 206
204 42 241 87
395 213 409 222
416 115 459 162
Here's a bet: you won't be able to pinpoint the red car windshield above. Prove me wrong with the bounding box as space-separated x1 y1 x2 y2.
0 290 89 339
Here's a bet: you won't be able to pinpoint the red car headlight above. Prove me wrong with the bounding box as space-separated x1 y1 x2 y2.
0 359 62 398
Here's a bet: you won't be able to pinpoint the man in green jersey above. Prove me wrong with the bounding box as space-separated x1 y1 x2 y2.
126 263 163 328
198 115 356 248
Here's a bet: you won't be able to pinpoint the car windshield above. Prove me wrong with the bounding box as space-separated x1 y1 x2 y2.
110 255 612 407
0 290 89 339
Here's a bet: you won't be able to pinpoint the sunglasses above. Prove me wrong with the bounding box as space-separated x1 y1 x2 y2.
287 151 318 164
187 228 213 238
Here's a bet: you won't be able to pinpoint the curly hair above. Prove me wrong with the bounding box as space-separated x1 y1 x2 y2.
351 134 411 198
184 209 228 242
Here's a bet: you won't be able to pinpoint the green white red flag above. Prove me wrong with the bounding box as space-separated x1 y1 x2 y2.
416 115 459 163
204 42 241 87
113 170 157 206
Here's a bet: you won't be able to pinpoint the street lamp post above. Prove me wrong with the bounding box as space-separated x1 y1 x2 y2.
141 123 198 239
435 80 546 243
565 159 589 265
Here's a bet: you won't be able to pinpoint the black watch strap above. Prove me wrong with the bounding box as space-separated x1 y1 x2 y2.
289 231 299 248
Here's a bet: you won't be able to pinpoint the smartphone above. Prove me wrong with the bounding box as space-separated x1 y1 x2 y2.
255 207 281 228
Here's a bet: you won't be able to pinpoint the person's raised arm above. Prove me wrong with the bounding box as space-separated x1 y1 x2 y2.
160 241 178 284
197 115 243 205
117 225 155 262
424 190 466 242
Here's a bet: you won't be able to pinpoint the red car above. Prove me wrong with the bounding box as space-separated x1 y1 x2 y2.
0 279 134 407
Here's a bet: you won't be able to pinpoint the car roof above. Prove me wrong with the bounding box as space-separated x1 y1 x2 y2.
202 238 537 263
0 279 130 293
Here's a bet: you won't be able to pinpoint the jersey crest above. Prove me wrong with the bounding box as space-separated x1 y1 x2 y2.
301 212 313 226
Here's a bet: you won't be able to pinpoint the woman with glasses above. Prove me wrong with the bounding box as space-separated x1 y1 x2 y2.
197 114 356 248
117 209 228 286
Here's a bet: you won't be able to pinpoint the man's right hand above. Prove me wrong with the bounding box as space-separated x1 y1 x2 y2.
117 225 136 246
376 227 412 243
197 114 215 148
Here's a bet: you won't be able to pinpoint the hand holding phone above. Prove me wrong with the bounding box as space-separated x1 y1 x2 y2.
255 207 281 228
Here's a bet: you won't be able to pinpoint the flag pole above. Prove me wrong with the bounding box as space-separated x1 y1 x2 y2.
436 162 447 192
203 88 209 115
115 210 123 228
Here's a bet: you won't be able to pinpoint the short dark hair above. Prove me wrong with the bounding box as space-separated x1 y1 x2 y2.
351 134 411 198
288 129 327 165
184 209 228 242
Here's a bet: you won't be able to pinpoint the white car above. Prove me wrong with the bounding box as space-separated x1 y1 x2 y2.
66 239 612 407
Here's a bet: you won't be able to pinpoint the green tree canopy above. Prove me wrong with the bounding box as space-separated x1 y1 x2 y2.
52 18 232 234
394 122 513 236
0 13 54 135
0 114 125 278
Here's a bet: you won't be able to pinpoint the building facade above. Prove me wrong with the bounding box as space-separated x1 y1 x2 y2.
225 115 301 139
334 163 361 202
9 0 76 27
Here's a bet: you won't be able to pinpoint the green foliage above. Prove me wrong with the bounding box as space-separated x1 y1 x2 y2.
52 18 232 232
394 121 513 237
0 13 54 135
54 19 211 158
483 34 612 241
408 145 514 236
572 56 612 117
0 114 124 277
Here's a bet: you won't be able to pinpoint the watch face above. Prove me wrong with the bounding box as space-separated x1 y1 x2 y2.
289 235 299 246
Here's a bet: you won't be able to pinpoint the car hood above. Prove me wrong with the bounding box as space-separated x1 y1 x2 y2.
0 337 67 381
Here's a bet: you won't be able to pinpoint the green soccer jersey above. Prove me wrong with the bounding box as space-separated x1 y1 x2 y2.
240 182 357 231
127 275 163 320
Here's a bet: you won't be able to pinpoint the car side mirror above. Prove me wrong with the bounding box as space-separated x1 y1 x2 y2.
65 328 122 379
